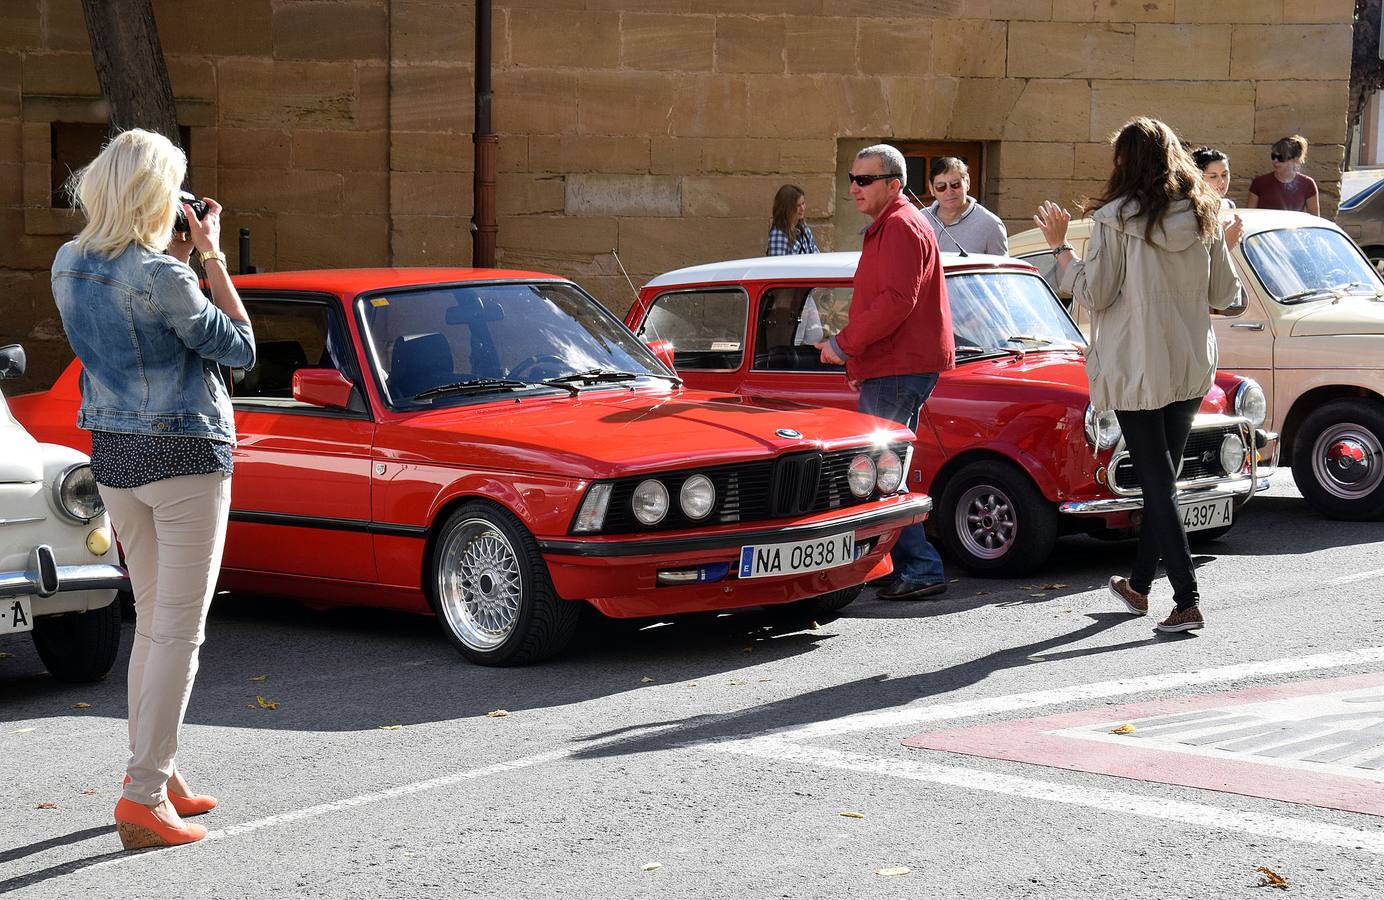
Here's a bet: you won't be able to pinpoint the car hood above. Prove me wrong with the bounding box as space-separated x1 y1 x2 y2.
1288 301 1384 337
952 351 1091 398
381 387 913 478
0 401 42 483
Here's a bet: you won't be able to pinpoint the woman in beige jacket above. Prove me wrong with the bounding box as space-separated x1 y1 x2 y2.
1033 117 1240 633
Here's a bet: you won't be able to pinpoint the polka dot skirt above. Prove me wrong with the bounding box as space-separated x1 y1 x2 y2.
90 431 233 489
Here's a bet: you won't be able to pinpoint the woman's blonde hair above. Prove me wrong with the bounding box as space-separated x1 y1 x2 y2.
70 129 185 258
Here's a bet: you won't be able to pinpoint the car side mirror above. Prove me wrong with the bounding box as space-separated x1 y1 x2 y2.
646 339 677 372
293 368 354 409
0 343 26 380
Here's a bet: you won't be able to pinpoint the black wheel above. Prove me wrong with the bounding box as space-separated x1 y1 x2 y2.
777 585 862 618
31 601 122 683
938 460 1058 576
427 501 581 666
1290 398 1384 520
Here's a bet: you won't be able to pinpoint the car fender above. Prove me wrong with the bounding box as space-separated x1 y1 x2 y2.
929 443 1062 505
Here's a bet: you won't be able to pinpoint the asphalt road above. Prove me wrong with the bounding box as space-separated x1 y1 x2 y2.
3 474 1383 899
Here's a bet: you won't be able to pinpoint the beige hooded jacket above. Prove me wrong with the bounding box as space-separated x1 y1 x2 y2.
1058 197 1240 411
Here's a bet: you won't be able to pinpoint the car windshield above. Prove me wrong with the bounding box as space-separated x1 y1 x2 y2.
1241 226 1384 304
946 271 1086 355
359 281 668 406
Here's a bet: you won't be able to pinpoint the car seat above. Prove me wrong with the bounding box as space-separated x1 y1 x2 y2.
236 340 307 398
389 333 455 400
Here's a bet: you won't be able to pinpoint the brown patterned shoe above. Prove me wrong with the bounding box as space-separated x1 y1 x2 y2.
1155 605 1204 633
1107 576 1148 616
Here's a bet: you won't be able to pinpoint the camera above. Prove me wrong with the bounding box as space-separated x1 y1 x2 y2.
172 190 209 236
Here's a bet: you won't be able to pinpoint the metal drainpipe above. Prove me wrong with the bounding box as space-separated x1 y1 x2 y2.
472 0 497 268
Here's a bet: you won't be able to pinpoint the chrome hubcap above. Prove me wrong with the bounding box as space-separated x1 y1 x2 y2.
1312 423 1382 501
436 518 523 651
956 485 1017 560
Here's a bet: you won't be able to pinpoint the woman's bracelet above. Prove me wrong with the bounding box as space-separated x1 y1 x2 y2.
1051 243 1074 255
198 248 227 267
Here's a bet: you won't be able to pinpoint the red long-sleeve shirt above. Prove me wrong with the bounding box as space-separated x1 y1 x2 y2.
835 196 955 381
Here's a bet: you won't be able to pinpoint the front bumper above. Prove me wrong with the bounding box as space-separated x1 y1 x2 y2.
0 544 129 605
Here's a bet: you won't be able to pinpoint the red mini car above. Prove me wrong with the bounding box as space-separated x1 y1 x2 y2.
11 268 929 666
625 253 1280 577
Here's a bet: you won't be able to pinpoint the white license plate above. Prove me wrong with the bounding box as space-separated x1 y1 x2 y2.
738 532 855 579
1180 497 1233 532
1 597 34 634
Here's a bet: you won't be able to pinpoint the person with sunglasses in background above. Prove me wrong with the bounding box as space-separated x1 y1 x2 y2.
815 144 955 601
922 157 1008 256
1247 134 1319 215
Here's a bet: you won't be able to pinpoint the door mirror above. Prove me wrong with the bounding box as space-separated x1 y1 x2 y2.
646 339 677 373
293 368 354 409
0 344 26 380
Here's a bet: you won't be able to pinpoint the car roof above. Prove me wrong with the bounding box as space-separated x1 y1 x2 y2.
644 251 1027 289
231 267 567 295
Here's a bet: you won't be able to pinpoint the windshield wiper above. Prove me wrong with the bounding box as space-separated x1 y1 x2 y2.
1005 334 1054 345
411 378 531 400
542 369 683 393
1278 284 1351 305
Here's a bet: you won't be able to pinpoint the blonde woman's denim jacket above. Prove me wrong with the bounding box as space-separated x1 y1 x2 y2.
52 241 256 442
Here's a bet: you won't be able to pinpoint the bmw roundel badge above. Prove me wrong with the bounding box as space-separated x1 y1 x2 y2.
776 428 802 439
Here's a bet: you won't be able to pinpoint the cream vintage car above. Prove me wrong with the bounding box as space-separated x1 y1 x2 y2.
1011 209 1384 520
0 344 127 682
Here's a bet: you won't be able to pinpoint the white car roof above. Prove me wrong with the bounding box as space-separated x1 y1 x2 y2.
644 251 1022 289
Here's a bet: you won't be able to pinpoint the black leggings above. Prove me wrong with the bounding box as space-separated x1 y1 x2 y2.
1115 397 1203 610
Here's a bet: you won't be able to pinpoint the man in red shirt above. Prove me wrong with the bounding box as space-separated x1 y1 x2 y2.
817 144 955 599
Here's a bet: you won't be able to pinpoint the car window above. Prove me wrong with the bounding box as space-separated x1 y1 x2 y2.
637 289 748 371
233 300 335 401
1240 226 1384 303
1019 251 1065 298
753 286 852 372
946 271 1086 354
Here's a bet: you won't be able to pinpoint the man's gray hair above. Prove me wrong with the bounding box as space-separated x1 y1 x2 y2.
855 144 907 187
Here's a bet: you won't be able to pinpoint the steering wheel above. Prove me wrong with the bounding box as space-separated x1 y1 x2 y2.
507 354 568 381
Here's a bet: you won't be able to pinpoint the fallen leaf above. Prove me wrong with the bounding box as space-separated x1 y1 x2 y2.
36 801 57 810
839 811 865 819
80 788 97 796
1040 582 1069 590
640 676 655 683
875 866 910 877
249 675 267 682
949 578 960 583
808 620 820 630
973 591 990 597
742 645 754 652
10 728 34 734
1255 866 1291 889
758 677 772 682
0 652 12 659
71 703 91 709
686 681 698 687
642 862 663 872
1111 723 1137 735
255 695 278 710
1030 593 1047 598
729 679 748 685
486 709 509 718
378 725 402 730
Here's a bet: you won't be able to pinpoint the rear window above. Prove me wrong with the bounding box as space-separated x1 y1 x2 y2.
636 289 748 371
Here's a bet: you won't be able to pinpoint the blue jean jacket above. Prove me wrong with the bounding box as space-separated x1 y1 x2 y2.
52 241 256 442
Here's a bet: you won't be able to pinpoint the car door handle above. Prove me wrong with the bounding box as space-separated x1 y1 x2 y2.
1230 322 1264 330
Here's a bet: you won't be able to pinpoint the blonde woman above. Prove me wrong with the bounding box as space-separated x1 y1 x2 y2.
52 129 255 849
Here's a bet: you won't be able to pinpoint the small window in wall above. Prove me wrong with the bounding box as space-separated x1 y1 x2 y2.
50 123 192 208
636 289 748 371
894 141 985 208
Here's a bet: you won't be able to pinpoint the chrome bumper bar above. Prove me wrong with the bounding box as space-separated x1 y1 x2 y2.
0 544 129 599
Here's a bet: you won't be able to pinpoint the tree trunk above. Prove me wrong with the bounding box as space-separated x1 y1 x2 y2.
80 0 180 147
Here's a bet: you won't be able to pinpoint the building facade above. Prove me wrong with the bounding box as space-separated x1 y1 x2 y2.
0 0 1355 391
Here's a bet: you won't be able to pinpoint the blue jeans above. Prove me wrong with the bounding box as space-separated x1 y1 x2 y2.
858 374 945 585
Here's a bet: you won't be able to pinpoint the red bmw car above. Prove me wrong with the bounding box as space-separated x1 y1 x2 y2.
11 268 929 666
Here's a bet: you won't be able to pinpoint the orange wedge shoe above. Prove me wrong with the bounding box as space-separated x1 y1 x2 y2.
123 775 219 817
113 797 208 850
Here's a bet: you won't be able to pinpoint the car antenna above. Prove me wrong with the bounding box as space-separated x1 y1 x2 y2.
611 248 640 304
908 187 968 257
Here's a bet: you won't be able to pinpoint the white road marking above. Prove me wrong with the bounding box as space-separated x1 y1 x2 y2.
1328 569 1384 587
712 737 1384 855
772 647 1384 741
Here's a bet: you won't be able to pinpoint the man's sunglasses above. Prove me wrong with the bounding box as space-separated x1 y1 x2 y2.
1271 153 1299 162
847 172 901 187
932 179 964 192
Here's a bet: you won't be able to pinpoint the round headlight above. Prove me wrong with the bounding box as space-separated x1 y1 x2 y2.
1084 405 1122 450
631 479 669 525
679 474 715 520
847 454 876 498
54 463 103 523
1219 434 1248 475
1234 379 1267 428
875 449 904 493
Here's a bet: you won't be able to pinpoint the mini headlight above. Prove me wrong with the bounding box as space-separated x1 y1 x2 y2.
679 474 715 520
1219 434 1248 475
632 479 669 525
573 482 612 533
1234 379 1267 428
53 463 103 523
1084 404 1122 450
847 454 876 498
875 449 903 493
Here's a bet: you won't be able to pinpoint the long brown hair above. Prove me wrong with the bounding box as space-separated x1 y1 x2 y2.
1084 117 1220 243
771 184 805 234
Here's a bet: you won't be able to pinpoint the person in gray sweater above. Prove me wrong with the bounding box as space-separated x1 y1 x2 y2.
923 157 1008 256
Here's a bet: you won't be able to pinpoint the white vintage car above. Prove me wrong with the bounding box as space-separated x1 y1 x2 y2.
0 344 126 682
1010 209 1384 521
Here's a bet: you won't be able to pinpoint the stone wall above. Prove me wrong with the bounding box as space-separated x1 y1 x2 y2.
0 0 1355 392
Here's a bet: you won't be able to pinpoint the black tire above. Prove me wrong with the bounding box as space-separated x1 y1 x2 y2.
426 501 581 666
1290 398 1384 521
937 460 1059 577
31 601 122 683
777 585 863 618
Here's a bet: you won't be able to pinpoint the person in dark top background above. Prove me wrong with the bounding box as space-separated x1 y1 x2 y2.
1247 135 1319 215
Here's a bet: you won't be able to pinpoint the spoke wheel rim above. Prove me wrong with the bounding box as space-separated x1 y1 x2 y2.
436 518 524 651
1311 422 1383 501
955 484 1018 561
